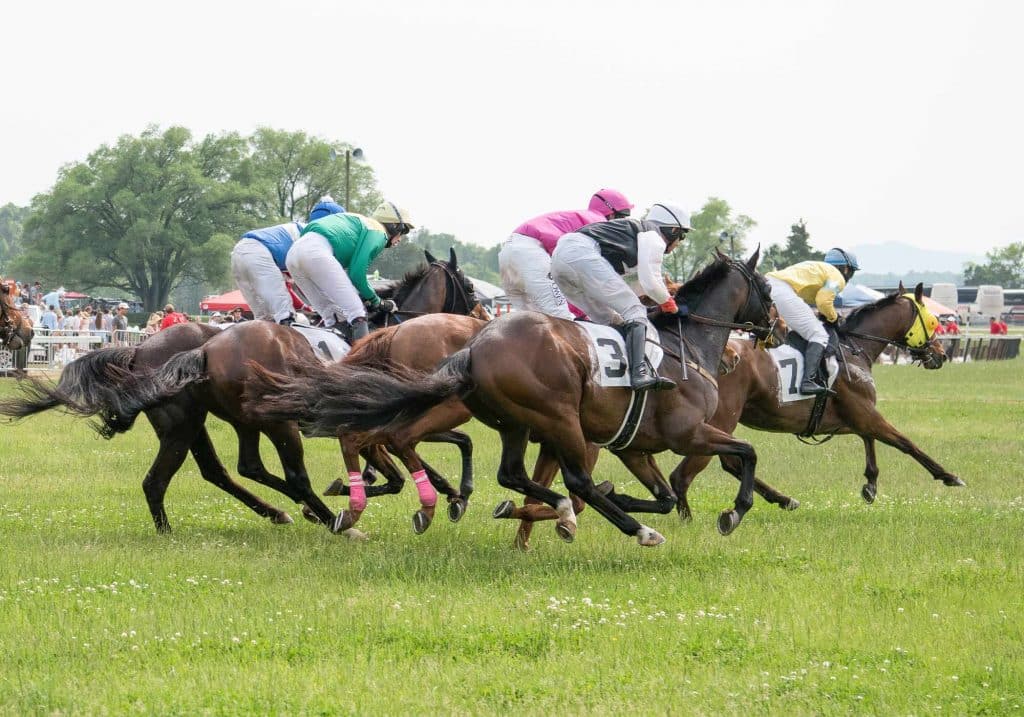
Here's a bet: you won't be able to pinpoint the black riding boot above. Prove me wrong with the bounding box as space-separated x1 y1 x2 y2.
349 317 369 342
799 342 828 395
624 321 675 392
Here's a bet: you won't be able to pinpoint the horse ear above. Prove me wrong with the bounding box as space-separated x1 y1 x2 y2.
449 246 458 270
746 244 761 270
423 249 437 264
914 282 924 303
897 280 906 295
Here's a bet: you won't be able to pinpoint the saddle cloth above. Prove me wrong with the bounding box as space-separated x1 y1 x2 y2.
768 344 839 404
575 322 664 388
221 322 350 364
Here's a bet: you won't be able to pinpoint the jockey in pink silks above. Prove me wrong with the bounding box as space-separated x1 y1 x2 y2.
498 189 633 319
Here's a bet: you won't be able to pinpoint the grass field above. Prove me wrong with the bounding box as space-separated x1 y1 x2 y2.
1 358 1022 715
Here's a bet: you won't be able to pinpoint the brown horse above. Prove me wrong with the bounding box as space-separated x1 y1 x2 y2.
0 282 34 374
669 281 964 517
0 251 479 533
245 250 776 546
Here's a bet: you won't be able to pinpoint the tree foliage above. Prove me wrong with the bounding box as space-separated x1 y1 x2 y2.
662 197 755 281
369 229 501 285
0 203 30 275
760 219 823 271
13 126 383 311
962 242 1024 288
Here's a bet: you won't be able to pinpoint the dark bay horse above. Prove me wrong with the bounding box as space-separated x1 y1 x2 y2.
245 250 776 546
0 251 479 533
670 282 964 517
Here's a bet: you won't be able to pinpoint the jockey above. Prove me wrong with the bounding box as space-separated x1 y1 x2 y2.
551 202 691 392
285 201 413 341
499 188 634 319
765 248 860 395
231 198 346 326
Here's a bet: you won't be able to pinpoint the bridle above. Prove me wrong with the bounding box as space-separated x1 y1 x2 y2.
840 296 937 361
686 259 778 341
376 260 479 326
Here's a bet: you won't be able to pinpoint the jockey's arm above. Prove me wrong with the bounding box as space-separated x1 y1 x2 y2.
636 230 671 305
814 285 841 323
348 234 387 306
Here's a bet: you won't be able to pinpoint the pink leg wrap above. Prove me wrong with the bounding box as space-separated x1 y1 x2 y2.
412 470 437 508
348 472 366 512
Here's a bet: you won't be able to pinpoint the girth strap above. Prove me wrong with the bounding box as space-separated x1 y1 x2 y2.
597 389 650 452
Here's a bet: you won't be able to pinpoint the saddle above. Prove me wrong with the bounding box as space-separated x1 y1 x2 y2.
781 325 841 439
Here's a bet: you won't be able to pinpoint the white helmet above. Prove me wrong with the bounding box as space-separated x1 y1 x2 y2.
646 202 692 231
371 201 415 228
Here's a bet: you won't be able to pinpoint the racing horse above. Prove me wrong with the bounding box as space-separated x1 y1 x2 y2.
244 250 776 546
669 281 963 518
0 281 34 374
0 250 479 533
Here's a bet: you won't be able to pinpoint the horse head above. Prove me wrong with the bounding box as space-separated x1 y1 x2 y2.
839 282 945 368
384 249 479 319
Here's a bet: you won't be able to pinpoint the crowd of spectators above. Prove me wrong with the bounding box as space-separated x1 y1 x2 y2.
989 316 1009 335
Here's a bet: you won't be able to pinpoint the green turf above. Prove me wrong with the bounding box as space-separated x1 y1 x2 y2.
1 358 1022 715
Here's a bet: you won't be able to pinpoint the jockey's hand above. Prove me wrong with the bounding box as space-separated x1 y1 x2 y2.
378 298 398 313
659 298 679 315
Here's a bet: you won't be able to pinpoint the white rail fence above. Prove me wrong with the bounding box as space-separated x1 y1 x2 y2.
0 328 148 374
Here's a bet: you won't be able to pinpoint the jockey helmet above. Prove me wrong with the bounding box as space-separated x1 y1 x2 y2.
309 196 346 221
646 202 692 231
588 189 634 219
372 201 415 229
824 248 860 271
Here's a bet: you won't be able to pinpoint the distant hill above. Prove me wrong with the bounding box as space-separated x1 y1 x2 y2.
849 241 982 274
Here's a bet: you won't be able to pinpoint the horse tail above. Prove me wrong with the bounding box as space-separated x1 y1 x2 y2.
106 348 208 433
246 348 474 437
343 326 398 368
0 347 137 424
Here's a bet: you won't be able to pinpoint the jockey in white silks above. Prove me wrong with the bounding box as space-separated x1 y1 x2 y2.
498 189 634 319
550 202 691 393
765 248 860 395
230 196 345 325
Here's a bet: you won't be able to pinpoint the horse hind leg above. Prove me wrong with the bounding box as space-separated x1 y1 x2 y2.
862 436 880 503
141 413 201 533
717 454 800 512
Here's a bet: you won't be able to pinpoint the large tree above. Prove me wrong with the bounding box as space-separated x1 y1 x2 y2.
662 197 756 281
962 242 1024 288
0 203 29 275
15 126 256 311
249 127 382 220
369 229 501 285
760 219 823 271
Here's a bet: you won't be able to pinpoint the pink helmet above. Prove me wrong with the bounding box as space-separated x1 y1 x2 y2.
588 188 634 219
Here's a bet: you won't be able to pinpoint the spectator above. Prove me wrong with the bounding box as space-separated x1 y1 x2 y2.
209 311 224 326
989 317 1004 335
28 281 42 305
159 304 189 330
945 318 959 335
40 305 59 331
144 312 164 335
112 303 129 343
229 307 247 323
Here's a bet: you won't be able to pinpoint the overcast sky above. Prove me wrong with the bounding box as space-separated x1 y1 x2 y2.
2 0 1021 257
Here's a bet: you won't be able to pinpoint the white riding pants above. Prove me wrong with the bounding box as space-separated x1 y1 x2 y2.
767 277 828 347
498 234 573 319
550 233 647 325
231 239 292 322
285 233 365 326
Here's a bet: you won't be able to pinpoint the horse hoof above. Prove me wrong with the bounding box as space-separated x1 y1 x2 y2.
677 509 693 524
717 510 741 536
448 499 467 523
782 498 800 511
300 504 323 524
332 511 355 534
340 527 369 542
636 526 665 547
323 479 347 497
362 466 378 485
514 535 531 552
861 484 876 504
412 510 432 535
596 480 614 496
555 519 576 543
943 475 966 487
271 512 294 525
492 500 516 519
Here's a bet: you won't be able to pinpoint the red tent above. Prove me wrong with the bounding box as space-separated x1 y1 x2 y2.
200 290 249 313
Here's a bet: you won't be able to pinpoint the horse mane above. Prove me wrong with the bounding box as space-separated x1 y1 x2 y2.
840 292 902 332
676 252 734 307
390 263 432 305
344 325 399 369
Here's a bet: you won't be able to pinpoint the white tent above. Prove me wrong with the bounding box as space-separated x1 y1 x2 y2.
465 276 507 305
838 283 885 308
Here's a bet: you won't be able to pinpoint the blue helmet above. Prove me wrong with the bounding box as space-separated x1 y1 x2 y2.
824 247 860 271
309 196 346 221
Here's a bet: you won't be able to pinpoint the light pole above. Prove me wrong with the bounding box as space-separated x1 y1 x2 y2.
719 230 735 259
330 147 364 211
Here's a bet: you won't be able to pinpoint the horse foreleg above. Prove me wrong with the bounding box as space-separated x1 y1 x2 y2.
676 422 758 536
420 428 475 504
190 425 293 525
260 423 342 533
668 455 711 522
854 413 964 491
602 452 677 514
141 428 193 533
716 455 800 512
862 436 880 503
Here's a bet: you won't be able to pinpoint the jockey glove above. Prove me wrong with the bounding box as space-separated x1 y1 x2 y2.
378 299 398 313
659 298 679 315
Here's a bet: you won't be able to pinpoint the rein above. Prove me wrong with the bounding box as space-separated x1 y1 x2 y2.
379 260 479 326
685 260 778 341
840 299 935 357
